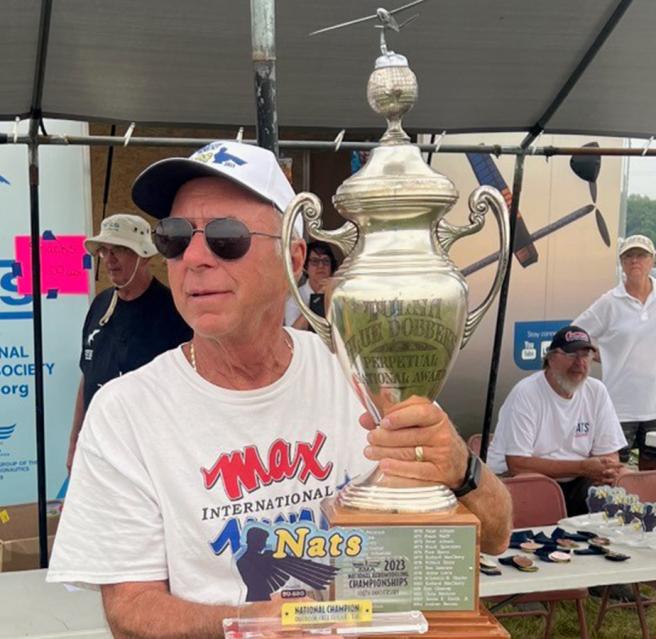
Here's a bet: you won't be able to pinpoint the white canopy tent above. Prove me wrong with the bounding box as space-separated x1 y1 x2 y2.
4 0 654 569
2 0 655 139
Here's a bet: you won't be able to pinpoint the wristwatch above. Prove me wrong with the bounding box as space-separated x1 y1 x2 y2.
453 451 482 498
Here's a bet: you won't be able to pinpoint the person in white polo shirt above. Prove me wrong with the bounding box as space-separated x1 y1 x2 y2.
487 325 627 516
574 234 656 468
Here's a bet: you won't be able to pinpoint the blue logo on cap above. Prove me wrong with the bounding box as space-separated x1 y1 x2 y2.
213 147 246 167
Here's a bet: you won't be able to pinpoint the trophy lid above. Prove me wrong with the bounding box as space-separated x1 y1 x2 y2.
333 52 458 219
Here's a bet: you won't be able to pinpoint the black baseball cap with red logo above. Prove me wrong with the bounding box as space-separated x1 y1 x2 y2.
548 325 598 354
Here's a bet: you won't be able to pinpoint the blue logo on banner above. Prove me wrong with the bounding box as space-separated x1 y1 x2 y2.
0 424 16 441
0 175 9 185
0 259 32 319
514 320 571 370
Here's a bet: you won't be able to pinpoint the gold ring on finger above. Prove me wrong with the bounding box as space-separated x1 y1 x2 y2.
414 445 424 462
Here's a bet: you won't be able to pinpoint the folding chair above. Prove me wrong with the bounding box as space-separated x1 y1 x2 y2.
484 473 589 639
595 470 656 639
467 433 484 456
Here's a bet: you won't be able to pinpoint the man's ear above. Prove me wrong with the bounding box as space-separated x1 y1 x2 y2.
290 239 307 283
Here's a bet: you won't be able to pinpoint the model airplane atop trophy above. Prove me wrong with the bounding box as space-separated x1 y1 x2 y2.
310 1 426 55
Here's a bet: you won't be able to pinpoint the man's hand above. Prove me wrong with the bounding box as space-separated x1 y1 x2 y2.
102 584 304 639
581 456 624 484
360 395 512 555
360 396 469 490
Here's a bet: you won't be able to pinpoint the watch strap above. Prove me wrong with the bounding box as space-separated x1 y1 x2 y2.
453 451 482 498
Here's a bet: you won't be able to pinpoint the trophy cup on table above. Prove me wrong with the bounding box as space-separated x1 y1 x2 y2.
281 10 511 639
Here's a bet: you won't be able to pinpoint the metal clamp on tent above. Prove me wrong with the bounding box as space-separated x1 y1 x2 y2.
123 122 136 147
433 129 447 154
334 129 346 152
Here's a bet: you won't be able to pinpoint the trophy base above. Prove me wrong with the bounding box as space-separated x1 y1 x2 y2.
322 498 509 639
338 466 457 513
415 609 509 639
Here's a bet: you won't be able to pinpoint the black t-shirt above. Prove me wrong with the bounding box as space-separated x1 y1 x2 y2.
79 278 192 408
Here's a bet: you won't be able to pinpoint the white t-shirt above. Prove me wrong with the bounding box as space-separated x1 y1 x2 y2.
574 277 656 421
487 371 627 476
47 329 373 605
284 281 312 326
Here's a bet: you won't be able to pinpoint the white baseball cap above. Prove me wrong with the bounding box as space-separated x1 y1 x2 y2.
131 141 302 236
619 234 655 257
85 214 158 258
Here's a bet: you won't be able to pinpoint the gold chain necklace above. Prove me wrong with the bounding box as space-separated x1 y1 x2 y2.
188 334 293 372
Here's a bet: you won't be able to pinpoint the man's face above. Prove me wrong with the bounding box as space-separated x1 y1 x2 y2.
306 250 332 292
97 244 140 287
547 348 593 394
166 177 304 340
621 248 654 281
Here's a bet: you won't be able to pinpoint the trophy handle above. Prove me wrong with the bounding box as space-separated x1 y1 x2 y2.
281 192 334 350
305 216 359 257
461 186 510 348
435 206 485 254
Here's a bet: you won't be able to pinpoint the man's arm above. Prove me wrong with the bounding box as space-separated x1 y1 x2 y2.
506 452 624 484
102 581 285 639
361 397 512 555
460 463 513 555
66 377 85 473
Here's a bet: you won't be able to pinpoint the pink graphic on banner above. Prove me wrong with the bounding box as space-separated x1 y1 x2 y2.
14 235 89 295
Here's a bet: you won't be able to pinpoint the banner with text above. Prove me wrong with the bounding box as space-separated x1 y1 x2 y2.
0 120 92 505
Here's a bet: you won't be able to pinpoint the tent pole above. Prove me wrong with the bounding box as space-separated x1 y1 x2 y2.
27 125 48 567
250 0 279 155
479 154 525 462
29 0 54 569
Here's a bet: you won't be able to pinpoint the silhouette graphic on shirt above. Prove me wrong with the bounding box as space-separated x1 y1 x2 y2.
236 526 339 602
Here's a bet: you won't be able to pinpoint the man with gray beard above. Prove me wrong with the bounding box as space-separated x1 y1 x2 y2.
487 325 627 516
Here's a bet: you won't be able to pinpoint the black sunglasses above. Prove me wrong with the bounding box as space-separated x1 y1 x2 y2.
153 217 281 260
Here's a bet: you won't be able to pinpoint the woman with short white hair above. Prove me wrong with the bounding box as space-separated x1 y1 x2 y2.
574 234 656 467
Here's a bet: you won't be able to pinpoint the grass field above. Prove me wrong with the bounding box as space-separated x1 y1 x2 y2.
490 587 655 638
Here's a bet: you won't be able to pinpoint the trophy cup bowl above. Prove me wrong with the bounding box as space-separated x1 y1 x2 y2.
281 52 510 514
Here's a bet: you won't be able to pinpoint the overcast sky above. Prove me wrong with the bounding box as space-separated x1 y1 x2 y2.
627 139 656 198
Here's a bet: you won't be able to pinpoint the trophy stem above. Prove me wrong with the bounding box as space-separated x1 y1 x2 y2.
338 465 457 513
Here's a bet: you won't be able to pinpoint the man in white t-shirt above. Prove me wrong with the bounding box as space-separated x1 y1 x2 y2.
574 234 656 467
488 325 627 516
47 140 512 639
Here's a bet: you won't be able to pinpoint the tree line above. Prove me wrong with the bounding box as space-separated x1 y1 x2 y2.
627 194 656 244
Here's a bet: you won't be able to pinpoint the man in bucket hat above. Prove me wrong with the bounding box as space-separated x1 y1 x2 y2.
49 142 512 635
488 325 627 516
66 213 191 472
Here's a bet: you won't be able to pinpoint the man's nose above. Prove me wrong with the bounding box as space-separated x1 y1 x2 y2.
181 229 214 265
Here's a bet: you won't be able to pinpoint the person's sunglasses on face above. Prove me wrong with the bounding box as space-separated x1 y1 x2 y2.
553 348 594 362
307 256 332 268
153 217 281 260
621 249 651 262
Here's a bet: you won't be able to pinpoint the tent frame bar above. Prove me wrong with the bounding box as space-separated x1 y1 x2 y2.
520 0 634 147
2 133 655 157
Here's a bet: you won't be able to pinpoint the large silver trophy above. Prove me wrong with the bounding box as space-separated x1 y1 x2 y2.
281 27 510 515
